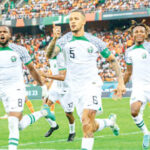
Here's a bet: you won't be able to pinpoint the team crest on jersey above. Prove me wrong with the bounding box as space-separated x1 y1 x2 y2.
142 53 147 59
87 46 94 53
11 56 17 62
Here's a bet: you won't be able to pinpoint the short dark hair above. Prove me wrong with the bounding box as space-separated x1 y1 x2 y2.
70 9 85 18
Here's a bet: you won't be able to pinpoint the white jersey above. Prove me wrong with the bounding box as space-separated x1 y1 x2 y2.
49 52 68 92
0 43 32 90
56 32 110 92
125 41 150 86
49 57 58 75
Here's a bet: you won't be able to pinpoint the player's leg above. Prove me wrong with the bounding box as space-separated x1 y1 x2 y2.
44 97 59 137
80 85 119 150
61 91 76 141
25 96 35 113
1 89 25 150
131 101 149 149
65 112 76 141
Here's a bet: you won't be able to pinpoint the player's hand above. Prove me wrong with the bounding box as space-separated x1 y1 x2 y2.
113 84 126 100
41 85 48 98
53 23 61 39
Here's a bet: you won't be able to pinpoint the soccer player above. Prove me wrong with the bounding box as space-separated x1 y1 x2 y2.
124 21 150 149
40 52 76 141
0 97 34 120
46 9 126 150
0 25 55 150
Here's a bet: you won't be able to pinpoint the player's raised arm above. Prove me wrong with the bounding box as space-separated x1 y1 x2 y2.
106 53 126 99
46 24 61 58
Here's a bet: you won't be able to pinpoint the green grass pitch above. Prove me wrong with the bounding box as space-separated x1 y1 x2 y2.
0 98 150 150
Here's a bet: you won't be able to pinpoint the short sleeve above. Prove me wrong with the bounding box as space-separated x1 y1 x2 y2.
56 32 72 52
125 50 132 65
9 43 32 65
85 33 111 58
19 46 32 65
57 52 66 71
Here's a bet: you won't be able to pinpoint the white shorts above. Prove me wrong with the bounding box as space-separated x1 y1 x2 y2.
71 84 103 119
0 86 26 113
130 85 150 113
48 86 74 113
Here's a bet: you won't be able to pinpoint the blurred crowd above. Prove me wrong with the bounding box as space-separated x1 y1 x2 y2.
1 0 150 19
11 28 137 84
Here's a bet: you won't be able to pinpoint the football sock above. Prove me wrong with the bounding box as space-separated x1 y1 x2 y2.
69 122 75 134
46 118 57 128
8 116 19 150
95 119 113 131
81 138 94 150
19 111 43 130
133 114 149 135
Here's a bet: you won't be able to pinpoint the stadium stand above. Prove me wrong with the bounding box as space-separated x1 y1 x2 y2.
1 0 150 19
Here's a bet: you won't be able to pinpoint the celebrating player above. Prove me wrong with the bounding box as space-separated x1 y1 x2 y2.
124 20 150 149
46 9 126 150
0 25 55 150
40 52 76 141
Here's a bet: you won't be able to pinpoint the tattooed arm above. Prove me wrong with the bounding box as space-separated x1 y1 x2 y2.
46 24 61 59
46 38 60 58
107 54 126 98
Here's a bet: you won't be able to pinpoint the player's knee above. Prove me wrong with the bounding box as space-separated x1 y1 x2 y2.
82 117 92 132
131 109 139 117
47 100 53 107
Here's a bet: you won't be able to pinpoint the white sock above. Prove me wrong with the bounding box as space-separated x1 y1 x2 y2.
95 119 113 131
8 116 19 150
46 118 57 128
69 122 75 134
19 111 43 130
133 114 149 135
81 138 94 150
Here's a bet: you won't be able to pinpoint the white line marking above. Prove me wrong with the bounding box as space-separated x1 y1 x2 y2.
0 131 142 149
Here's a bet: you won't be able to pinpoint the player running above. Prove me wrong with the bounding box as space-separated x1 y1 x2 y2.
40 52 76 141
46 9 125 150
0 25 55 150
124 20 150 149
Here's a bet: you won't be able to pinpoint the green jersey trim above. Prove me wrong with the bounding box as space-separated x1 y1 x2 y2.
70 36 89 42
0 47 13 51
25 59 32 66
51 56 57 59
56 45 62 52
126 62 132 65
133 44 145 49
59 68 66 71
100 48 111 58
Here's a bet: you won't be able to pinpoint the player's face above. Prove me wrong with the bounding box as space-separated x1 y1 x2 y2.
69 12 86 33
0 26 11 47
133 26 147 44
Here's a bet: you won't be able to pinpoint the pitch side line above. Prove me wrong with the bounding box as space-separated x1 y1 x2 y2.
0 131 141 149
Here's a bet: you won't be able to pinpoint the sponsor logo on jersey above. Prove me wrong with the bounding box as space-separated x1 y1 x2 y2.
87 46 94 53
11 56 17 62
142 53 147 59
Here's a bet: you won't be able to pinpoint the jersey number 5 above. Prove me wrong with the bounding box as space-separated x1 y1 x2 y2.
69 49 75 58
